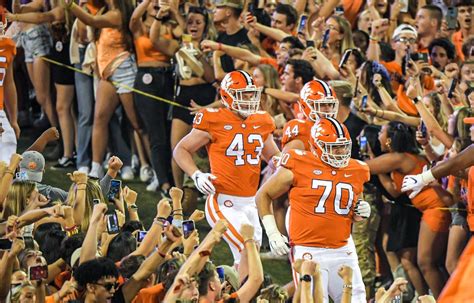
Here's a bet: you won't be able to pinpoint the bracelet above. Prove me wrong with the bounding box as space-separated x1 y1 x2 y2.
154 15 163 21
77 182 87 185
64 225 77 231
343 284 353 289
158 250 166 258
172 208 183 214
4 169 13 176
369 36 380 42
217 42 222 51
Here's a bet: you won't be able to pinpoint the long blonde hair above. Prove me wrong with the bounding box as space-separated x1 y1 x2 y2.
66 179 106 232
2 181 37 219
257 64 282 116
330 15 355 54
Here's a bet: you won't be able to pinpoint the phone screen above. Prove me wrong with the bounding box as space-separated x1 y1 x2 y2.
182 220 196 239
361 95 368 109
306 40 315 48
448 78 457 98
28 265 48 281
106 214 120 234
216 266 225 283
446 7 458 30
107 180 121 202
0 239 12 250
23 236 35 250
420 122 427 138
298 15 308 33
321 29 330 49
93 198 100 205
136 231 147 242
339 49 352 68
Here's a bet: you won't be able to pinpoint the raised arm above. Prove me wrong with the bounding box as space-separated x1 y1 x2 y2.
68 172 88 227
66 1 121 29
7 7 63 24
79 203 107 264
364 152 405 175
201 40 261 66
0 154 22 207
129 0 150 36
149 7 180 57
247 13 291 42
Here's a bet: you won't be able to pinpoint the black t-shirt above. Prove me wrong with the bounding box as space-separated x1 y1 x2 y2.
343 111 367 159
216 27 250 72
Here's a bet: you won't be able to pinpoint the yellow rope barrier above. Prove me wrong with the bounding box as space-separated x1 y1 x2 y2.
40 56 191 109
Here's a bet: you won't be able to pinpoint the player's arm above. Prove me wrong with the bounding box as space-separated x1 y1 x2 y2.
402 144 474 198
262 134 281 163
173 128 211 177
256 166 293 255
282 139 305 153
4 58 19 139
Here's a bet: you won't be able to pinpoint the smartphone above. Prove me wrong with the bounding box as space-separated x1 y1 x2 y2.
298 14 308 34
448 78 457 99
321 29 330 49
216 266 225 283
335 6 344 15
28 265 48 281
410 52 428 63
404 48 411 75
136 231 147 243
93 198 100 205
354 77 359 98
0 239 12 250
182 220 196 239
339 49 352 69
359 136 368 155
446 7 458 30
306 40 315 48
420 122 427 138
106 213 120 234
107 179 121 202
399 0 408 13
361 95 368 109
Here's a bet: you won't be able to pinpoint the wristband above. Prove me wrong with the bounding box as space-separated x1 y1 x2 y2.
158 250 166 258
300 274 312 282
343 284 353 289
217 42 223 51
244 238 256 245
412 96 422 104
369 36 380 42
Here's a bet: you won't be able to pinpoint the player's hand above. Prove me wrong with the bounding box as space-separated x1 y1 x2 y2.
191 170 217 195
354 200 371 219
262 215 289 256
401 174 427 198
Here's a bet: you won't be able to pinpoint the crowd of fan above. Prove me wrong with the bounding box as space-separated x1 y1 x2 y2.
0 0 474 301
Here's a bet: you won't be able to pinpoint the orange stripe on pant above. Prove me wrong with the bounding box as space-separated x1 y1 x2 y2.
206 195 244 251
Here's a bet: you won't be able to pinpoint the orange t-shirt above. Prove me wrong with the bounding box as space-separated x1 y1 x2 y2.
134 35 171 64
281 149 370 248
452 31 465 61
281 118 313 150
132 283 166 303
467 166 474 231
342 0 364 27
0 38 16 111
392 154 445 211
193 108 275 197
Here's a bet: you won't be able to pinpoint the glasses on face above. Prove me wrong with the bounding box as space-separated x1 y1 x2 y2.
327 24 340 32
95 282 119 292
397 37 416 44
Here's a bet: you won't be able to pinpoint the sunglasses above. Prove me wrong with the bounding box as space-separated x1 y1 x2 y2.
397 37 416 44
95 282 119 292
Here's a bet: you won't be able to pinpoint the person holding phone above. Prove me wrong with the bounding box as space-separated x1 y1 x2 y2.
452 1 474 61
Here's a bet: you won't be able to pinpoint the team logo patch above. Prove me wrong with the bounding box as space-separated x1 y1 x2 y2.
55 41 63 52
224 125 233 130
313 169 322 175
302 253 312 260
223 200 233 207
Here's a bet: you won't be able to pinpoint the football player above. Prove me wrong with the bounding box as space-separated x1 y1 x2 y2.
0 7 19 162
173 70 280 266
256 117 370 302
281 79 339 152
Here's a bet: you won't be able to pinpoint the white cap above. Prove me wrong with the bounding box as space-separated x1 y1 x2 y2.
392 24 418 40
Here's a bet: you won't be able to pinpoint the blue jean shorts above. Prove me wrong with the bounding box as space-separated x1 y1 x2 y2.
109 55 138 94
20 24 52 63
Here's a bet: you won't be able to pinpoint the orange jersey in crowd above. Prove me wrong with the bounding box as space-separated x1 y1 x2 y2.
193 107 275 197
392 153 451 232
281 119 313 150
281 149 370 248
0 37 16 111
467 166 474 231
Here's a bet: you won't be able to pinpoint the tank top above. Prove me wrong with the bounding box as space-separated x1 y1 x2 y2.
134 35 171 64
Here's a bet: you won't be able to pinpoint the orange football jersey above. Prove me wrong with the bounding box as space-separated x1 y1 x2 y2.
0 38 16 111
281 119 313 150
193 108 276 197
281 149 370 248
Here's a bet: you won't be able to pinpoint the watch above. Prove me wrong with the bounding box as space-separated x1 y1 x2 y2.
412 96 422 104
129 204 138 211
300 274 312 282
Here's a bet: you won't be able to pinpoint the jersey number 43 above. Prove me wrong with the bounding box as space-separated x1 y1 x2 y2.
226 134 263 166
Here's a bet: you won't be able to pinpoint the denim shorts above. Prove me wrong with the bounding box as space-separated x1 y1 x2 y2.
450 203 468 228
20 24 52 63
109 55 138 94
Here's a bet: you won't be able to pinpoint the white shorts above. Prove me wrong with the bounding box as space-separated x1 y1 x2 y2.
0 110 17 162
205 193 263 265
290 237 366 303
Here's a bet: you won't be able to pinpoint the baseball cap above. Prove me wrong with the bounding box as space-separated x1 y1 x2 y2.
219 265 239 291
19 151 45 183
392 24 418 40
215 0 243 9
